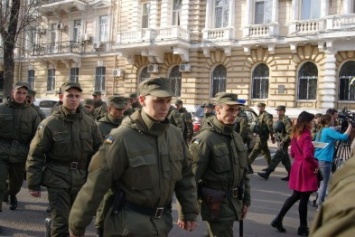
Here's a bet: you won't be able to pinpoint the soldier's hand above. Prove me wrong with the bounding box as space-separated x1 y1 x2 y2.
241 205 248 219
29 189 41 198
177 219 197 232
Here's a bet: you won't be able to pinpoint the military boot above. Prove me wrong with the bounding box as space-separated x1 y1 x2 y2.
9 195 17 210
247 164 254 174
45 217 52 237
257 170 272 180
96 228 103 237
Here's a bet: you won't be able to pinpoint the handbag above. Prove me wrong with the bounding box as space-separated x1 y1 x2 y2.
317 169 323 182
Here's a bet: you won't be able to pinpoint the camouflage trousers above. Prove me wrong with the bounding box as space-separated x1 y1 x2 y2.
248 140 272 165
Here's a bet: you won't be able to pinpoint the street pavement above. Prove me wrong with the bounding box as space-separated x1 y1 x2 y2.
0 146 319 237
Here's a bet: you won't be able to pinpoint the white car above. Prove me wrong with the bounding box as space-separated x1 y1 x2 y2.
33 99 58 117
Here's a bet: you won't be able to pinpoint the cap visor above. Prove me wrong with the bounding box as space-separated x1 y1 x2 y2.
113 104 125 109
223 101 240 105
149 89 174 97
15 86 28 90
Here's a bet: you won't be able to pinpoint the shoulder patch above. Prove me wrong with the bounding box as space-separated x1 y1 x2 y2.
105 136 114 144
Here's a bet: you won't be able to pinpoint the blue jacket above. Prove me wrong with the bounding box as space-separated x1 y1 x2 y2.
314 127 348 162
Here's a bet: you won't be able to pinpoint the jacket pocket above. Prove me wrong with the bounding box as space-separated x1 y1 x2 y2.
211 144 230 173
20 114 34 135
80 132 94 154
52 131 71 157
129 153 157 190
168 150 184 181
0 113 13 134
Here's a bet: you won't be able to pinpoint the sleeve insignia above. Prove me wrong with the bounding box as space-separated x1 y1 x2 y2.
105 136 114 144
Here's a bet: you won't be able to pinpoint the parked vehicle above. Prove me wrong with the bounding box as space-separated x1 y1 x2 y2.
34 99 57 117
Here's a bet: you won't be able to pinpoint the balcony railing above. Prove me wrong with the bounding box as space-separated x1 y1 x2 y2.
202 27 234 41
39 0 86 4
327 14 355 30
243 23 279 38
31 41 82 56
289 19 325 35
116 27 190 44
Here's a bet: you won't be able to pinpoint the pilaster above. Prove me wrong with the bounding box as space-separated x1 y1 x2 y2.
320 51 337 109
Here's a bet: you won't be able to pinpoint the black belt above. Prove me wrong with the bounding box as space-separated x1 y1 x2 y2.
124 201 171 219
50 160 86 170
203 185 240 198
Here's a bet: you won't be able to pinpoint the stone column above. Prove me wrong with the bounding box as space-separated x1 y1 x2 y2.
180 0 189 28
320 0 329 18
320 49 337 109
343 0 352 14
272 0 279 22
160 0 169 27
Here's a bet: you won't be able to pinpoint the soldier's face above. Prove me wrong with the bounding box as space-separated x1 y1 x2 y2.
140 95 172 121
175 104 182 110
276 110 285 116
216 104 239 125
109 106 125 119
258 106 265 113
60 88 81 113
12 87 28 103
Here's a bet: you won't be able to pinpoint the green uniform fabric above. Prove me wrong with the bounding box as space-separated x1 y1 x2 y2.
51 101 62 114
96 113 122 139
123 107 136 117
0 99 40 210
178 107 193 142
199 112 215 132
248 111 274 165
189 116 250 236
26 105 102 236
69 110 198 237
31 104 46 121
94 100 107 119
167 106 185 135
310 156 355 237
268 115 292 172
95 112 123 231
234 110 252 145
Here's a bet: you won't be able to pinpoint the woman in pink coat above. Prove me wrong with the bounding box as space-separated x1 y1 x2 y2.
271 111 319 236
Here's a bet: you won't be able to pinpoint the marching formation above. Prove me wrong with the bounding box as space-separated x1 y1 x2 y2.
0 79 354 237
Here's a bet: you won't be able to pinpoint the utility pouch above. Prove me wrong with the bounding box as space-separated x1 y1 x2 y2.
201 187 226 220
111 190 126 215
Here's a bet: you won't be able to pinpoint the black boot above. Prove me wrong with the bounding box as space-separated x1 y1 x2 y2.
271 219 286 232
96 228 104 237
261 167 269 171
297 226 309 236
3 192 8 203
281 175 289 181
247 165 254 174
258 170 271 180
9 195 17 210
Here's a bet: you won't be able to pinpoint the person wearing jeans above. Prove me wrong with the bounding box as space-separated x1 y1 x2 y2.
314 114 351 208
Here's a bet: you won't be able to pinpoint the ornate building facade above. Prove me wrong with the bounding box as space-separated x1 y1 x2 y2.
3 0 355 110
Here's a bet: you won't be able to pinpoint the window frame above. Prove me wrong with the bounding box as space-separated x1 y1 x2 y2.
47 69 56 92
213 0 230 28
73 19 81 43
339 61 355 101
99 15 109 42
70 67 79 83
28 70 35 89
254 0 272 25
300 0 321 20
141 2 150 29
172 0 182 26
169 65 182 97
297 62 318 100
211 64 227 97
251 63 269 99
95 66 106 91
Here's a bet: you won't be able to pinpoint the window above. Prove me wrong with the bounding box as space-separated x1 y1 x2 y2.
28 70 35 89
169 66 181 97
70 68 79 83
95 67 106 91
73 20 81 42
252 63 269 99
49 23 56 53
26 28 37 51
301 0 321 20
339 61 355 101
139 66 150 84
214 0 229 28
172 0 182 26
298 62 318 100
255 0 272 24
211 64 227 97
47 69 56 91
99 16 109 42
141 3 150 28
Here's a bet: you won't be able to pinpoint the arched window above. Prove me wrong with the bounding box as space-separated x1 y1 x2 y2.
252 63 269 99
139 66 150 84
298 62 318 100
339 61 355 101
169 65 181 97
211 64 227 97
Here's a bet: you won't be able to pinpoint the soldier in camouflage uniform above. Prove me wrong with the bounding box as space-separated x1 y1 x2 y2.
92 91 107 119
82 98 96 120
167 105 185 135
199 103 215 131
26 82 102 237
0 82 40 212
27 89 46 121
69 78 198 237
129 92 142 110
257 106 292 181
189 92 250 237
234 106 252 149
248 102 275 174
95 96 126 236
175 99 193 143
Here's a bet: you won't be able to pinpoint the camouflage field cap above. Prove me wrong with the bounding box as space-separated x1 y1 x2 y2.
257 102 266 107
175 99 183 105
83 98 94 106
109 96 126 109
14 81 29 90
275 105 286 111
201 102 215 108
215 92 241 105
27 89 36 97
92 91 102 96
139 78 174 97
61 81 82 92
129 92 138 98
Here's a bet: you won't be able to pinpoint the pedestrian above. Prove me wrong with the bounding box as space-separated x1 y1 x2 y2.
248 102 275 174
27 89 46 121
257 105 292 181
175 99 193 143
68 77 198 237
0 82 40 212
271 111 318 236
94 95 126 236
311 113 323 140
26 81 103 237
310 143 355 237
92 90 107 118
314 114 352 209
188 92 250 237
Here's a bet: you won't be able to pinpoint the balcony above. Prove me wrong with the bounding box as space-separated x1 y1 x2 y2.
243 23 279 39
202 27 234 42
288 19 325 35
326 14 355 30
38 0 87 14
31 41 82 57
